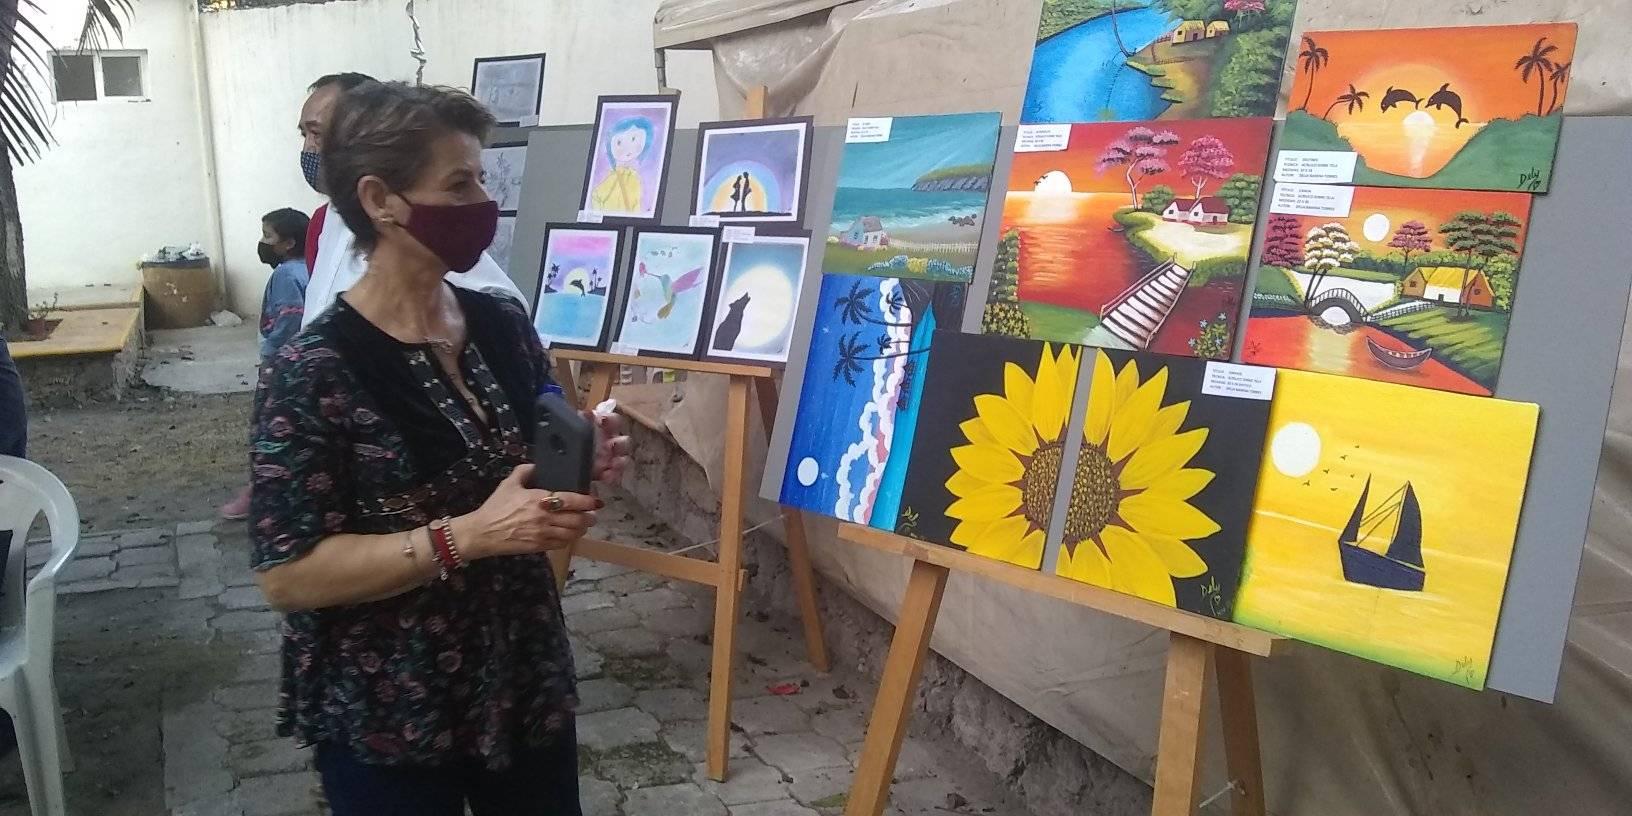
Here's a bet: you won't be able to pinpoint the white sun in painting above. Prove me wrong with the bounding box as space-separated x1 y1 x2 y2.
797 457 819 486
1362 213 1391 242
724 265 796 348
1270 422 1321 478
1033 170 1073 195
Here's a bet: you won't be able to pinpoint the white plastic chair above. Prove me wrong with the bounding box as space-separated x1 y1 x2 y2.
0 456 78 816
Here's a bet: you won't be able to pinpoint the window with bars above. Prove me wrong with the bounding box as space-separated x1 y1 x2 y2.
51 50 147 102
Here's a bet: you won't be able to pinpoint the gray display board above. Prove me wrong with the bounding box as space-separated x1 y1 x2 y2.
515 118 1632 704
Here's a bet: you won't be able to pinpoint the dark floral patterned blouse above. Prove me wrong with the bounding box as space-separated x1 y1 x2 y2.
249 287 575 771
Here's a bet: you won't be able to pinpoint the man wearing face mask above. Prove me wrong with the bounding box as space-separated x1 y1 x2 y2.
298 72 525 330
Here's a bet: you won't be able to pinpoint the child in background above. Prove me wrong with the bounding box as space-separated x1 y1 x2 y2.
220 208 311 520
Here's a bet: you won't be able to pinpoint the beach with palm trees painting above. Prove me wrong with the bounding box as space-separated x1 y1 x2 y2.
1282 23 1577 192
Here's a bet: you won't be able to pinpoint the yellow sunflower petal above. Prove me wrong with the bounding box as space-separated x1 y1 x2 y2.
1084 352 1115 446
1119 428 1210 490
1142 401 1190 447
948 519 991 550
974 395 1038 456
1002 364 1034 427
1143 468 1214 501
1055 344 1081 404
1031 346 1068 442
1058 538 1112 588
1100 525 1177 606
1114 358 1140 409
950 444 1024 484
1142 533 1208 578
1118 490 1222 541
1108 366 1170 463
967 516 1044 569
945 484 1022 522
946 468 992 499
959 417 999 449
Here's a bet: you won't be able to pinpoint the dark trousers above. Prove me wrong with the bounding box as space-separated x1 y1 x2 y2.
315 727 582 816
0 338 24 459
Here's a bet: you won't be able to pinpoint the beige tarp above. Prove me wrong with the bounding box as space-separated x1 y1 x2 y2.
653 2 1632 813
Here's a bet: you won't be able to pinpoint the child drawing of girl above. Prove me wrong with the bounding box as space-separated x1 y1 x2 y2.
591 116 656 214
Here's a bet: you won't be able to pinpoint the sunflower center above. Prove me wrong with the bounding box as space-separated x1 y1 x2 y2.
1020 442 1063 530
1065 443 1119 545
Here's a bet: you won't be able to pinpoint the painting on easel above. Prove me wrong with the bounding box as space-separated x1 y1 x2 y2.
533 224 622 352
580 94 680 222
891 332 1083 570
780 275 967 526
704 235 811 366
1233 370 1539 689
1280 23 1578 192
1054 350 1271 618
693 117 814 225
611 227 721 359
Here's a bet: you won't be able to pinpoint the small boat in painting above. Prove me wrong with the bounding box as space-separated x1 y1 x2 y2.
1337 476 1426 592
1365 337 1431 370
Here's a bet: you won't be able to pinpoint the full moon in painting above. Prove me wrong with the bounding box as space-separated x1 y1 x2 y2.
725 264 797 348
1362 213 1390 242
1270 422 1321 478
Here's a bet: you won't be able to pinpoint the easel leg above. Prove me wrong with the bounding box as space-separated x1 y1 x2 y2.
1152 633 1214 816
1215 649 1266 816
706 375 753 781
844 560 950 816
753 376 830 672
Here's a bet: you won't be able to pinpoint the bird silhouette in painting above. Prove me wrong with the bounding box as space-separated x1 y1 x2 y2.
1339 454 1349 461
1322 468 1331 475
712 292 751 351
635 261 705 322
1301 480 1312 487
1426 83 1470 128
1380 86 1421 112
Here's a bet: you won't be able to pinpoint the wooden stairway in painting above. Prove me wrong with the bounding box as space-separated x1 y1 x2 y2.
1099 259 1193 350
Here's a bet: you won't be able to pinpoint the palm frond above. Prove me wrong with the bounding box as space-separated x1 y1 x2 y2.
77 0 132 53
0 0 131 166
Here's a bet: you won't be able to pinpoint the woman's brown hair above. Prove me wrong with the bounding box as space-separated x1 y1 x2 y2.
321 81 497 252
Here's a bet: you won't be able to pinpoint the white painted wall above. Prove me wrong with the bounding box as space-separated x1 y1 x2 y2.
14 0 213 295
200 0 720 314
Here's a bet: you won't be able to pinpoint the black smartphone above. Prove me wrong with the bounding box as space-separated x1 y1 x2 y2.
531 393 595 494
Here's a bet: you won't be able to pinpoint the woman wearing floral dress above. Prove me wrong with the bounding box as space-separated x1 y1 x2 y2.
249 80 629 815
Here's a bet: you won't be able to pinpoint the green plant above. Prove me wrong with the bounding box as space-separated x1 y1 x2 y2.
981 230 1033 338
27 292 54 321
1187 313 1233 359
1141 184 1176 214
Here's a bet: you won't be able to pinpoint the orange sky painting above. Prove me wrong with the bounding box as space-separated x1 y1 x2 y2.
1288 24 1578 177
1008 118 1275 196
1289 186 1532 255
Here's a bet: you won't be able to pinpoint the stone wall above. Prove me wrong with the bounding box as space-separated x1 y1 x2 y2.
619 418 1153 816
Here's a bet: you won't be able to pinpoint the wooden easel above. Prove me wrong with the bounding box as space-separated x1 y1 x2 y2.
836 525 1284 816
548 349 830 782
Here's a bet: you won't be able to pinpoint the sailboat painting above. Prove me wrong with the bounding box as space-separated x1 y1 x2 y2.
981 118 1272 359
1234 370 1540 689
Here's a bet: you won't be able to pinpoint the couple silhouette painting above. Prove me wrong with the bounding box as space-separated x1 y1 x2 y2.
728 172 756 213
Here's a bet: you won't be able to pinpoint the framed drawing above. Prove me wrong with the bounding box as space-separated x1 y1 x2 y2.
579 94 680 223
481 141 528 214
703 233 811 366
488 215 517 275
611 226 721 359
532 223 624 352
692 117 814 225
471 53 546 127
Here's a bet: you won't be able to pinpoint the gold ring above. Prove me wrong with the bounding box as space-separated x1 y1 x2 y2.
542 494 566 513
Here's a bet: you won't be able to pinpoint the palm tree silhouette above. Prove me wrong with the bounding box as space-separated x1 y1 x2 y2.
1297 36 1329 112
1515 37 1559 116
829 331 926 385
1322 84 1370 121
1546 60 1572 115
834 279 912 328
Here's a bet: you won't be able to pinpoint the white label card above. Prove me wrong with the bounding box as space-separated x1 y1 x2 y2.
1015 124 1072 153
1273 150 1359 184
689 214 722 228
1202 362 1277 401
845 117 893 143
576 210 604 224
1270 183 1356 218
609 342 637 357
721 226 757 244
519 115 541 128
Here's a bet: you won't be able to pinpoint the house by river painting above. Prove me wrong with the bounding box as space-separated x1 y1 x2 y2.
1242 185 1532 396
1281 23 1578 192
825 113 1002 283
1021 0 1298 124
982 118 1272 358
1233 370 1539 689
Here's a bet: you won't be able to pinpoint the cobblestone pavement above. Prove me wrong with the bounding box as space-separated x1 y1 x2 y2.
25 494 1029 816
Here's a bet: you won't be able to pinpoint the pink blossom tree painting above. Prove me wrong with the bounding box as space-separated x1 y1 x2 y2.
1096 126 1181 208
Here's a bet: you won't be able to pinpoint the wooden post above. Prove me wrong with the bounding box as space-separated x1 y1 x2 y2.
844 560 951 816
706 374 753 781
1152 633 1214 816
745 85 769 119
753 376 830 672
1215 649 1266 816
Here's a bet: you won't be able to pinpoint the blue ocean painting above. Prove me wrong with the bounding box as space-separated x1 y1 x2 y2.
617 230 718 356
781 274 963 524
536 228 619 349
696 122 808 222
707 236 809 363
1021 6 1182 124
825 113 1001 282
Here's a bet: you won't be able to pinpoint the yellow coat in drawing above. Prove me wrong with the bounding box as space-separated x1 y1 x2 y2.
591 166 643 214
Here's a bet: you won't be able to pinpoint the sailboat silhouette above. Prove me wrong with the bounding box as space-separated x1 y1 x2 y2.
1336 477 1426 591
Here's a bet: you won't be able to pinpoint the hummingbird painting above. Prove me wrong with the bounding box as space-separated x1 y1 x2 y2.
632 260 705 322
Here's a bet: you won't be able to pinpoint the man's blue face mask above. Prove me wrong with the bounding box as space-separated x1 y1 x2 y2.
300 150 323 193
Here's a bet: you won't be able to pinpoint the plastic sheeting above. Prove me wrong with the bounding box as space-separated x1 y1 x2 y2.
652 1 1632 813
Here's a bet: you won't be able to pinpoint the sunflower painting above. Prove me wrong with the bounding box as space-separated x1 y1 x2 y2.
1055 350 1272 618
892 331 1083 570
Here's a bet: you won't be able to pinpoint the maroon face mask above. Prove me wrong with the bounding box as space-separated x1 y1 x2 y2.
400 198 500 273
